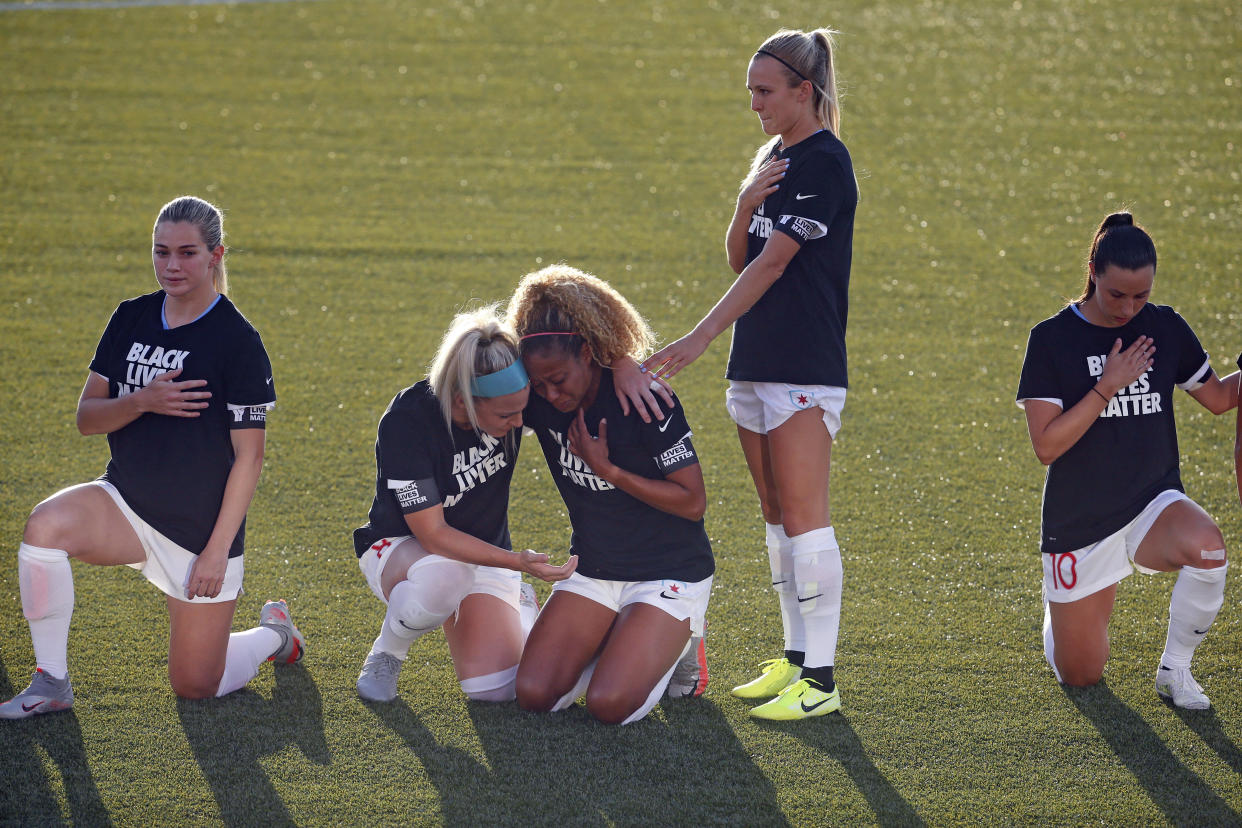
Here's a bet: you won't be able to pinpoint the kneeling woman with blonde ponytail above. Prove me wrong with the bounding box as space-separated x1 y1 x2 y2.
352 306 577 704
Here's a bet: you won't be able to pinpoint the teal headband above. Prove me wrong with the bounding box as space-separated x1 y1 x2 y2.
469 360 529 398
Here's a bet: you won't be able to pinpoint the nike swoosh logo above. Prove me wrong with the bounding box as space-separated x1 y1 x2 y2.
22 701 44 712
1193 628 1210 635
771 579 787 586
801 696 832 712
659 591 680 600
794 193 817 200
266 377 273 385
397 620 435 632
797 593 823 603
657 418 673 433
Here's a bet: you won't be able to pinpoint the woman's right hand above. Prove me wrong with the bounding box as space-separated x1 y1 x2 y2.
518 549 579 583
1097 336 1155 397
136 368 211 417
737 156 789 213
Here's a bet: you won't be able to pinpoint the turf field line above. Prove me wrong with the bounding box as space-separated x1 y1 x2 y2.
0 0 321 12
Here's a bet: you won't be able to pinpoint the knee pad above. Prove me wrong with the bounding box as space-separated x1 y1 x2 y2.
791 528 842 617
460 665 518 702
405 555 477 617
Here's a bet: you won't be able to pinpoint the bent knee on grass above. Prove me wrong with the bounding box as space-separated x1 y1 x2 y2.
170 671 223 700
514 672 561 712
585 686 645 725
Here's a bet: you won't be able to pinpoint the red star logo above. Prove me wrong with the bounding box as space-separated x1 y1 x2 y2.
373 538 392 559
670 584 681 593
797 394 808 406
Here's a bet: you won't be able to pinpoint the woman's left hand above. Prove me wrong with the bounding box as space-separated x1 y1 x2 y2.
186 549 227 599
642 330 711 382
567 409 614 478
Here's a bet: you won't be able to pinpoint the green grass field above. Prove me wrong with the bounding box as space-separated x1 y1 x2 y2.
2 0 1241 824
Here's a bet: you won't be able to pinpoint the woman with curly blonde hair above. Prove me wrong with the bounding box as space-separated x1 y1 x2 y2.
509 265 715 725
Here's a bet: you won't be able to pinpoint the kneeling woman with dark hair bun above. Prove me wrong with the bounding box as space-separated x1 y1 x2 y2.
1017 211 1239 708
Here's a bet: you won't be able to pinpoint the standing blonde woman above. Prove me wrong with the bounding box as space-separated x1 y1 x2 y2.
2 196 301 719
645 28 856 720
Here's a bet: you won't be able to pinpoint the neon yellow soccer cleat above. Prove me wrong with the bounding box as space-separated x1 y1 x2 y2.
730 657 801 700
748 679 840 720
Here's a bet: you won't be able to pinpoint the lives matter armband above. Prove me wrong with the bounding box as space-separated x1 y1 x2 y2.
227 403 272 429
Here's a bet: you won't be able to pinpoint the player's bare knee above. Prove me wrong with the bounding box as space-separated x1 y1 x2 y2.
170 672 219 700
585 687 638 725
514 673 557 713
23 502 73 551
1057 655 1105 687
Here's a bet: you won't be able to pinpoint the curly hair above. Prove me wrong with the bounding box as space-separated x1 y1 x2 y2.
506 264 654 365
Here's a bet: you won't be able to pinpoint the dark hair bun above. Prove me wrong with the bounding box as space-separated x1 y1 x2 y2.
1102 212 1134 229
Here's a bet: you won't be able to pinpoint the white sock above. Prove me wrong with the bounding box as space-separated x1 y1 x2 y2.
18 543 74 681
215 627 282 697
790 526 842 669
1161 562 1227 669
767 523 805 653
374 556 475 659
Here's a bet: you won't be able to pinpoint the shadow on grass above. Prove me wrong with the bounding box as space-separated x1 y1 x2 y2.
1064 680 1239 824
364 694 790 826
777 711 925 827
0 660 113 827
1172 706 1242 776
176 665 329 828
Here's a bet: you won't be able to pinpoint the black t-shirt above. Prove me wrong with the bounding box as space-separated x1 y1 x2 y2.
523 369 715 582
353 380 519 557
1016 303 1211 554
89 291 275 558
727 129 857 386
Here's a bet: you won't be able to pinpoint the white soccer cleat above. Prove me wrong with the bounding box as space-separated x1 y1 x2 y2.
0 669 74 720
1155 664 1210 710
357 650 403 702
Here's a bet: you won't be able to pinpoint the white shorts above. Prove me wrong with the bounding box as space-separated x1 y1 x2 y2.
1042 489 1190 603
357 535 521 611
94 479 244 603
726 381 846 438
551 571 712 635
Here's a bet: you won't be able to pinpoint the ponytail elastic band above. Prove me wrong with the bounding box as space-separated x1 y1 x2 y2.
756 49 809 83
470 360 529 398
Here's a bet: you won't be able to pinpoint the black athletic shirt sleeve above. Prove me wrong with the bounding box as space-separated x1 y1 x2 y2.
771 149 852 245
224 328 276 430
376 406 443 513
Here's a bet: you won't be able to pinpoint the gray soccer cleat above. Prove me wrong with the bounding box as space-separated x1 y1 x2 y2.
259 599 306 664
1156 664 1210 710
0 669 74 720
357 650 404 702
